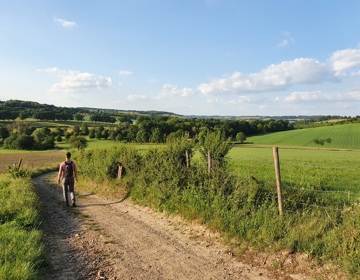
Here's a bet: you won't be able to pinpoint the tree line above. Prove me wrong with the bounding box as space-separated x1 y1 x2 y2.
1 99 358 151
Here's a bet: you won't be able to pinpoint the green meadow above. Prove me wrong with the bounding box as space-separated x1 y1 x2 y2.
229 123 360 202
246 122 360 150
228 146 360 194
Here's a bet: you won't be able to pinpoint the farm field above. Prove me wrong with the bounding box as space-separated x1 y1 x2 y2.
228 146 360 204
235 123 360 197
246 122 360 150
0 150 64 173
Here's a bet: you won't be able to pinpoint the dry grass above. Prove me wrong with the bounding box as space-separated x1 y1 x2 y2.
0 150 65 173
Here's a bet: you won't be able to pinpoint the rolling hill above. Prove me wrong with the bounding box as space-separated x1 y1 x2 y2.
246 122 360 150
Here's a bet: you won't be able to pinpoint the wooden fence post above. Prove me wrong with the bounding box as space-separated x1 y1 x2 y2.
117 165 123 180
185 150 190 168
208 151 212 173
273 147 283 216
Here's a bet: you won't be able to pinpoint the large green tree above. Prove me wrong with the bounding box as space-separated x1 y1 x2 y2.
236 132 246 143
69 136 88 150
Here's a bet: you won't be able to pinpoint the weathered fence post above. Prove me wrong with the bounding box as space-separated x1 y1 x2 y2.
273 147 283 216
208 151 212 173
185 150 190 168
117 165 123 180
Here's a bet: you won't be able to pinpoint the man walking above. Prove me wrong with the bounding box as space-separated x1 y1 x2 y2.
57 152 78 207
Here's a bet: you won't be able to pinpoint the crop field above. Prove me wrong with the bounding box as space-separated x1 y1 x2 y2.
246 122 360 149
0 150 64 173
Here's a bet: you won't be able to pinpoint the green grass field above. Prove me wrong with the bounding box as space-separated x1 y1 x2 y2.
234 123 360 198
246 123 360 149
228 146 360 194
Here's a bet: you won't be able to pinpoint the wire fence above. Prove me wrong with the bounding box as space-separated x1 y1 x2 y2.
208 148 360 215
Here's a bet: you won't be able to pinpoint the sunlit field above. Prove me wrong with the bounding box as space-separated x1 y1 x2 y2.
228 145 360 194
246 123 360 150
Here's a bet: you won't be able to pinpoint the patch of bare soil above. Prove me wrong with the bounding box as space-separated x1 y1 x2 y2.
34 173 345 280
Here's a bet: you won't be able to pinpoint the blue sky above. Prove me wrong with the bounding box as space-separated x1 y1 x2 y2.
1 0 360 116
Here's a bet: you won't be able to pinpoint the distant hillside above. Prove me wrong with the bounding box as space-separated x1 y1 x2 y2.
0 99 180 118
246 123 360 150
78 107 180 117
2 99 354 121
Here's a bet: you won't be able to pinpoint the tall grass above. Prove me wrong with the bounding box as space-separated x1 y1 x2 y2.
75 140 360 278
0 174 44 280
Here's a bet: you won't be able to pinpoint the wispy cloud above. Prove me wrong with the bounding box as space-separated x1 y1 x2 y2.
277 39 291 48
43 68 111 93
277 32 294 48
155 84 196 99
127 95 148 101
282 90 360 103
119 70 135 77
54 17 77 28
229 96 252 104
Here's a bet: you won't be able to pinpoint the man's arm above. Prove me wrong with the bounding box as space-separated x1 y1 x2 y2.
57 164 63 184
74 163 78 182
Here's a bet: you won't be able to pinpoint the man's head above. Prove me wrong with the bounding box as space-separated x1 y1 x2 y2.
66 152 71 159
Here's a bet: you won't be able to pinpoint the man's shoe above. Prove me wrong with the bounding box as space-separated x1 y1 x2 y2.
72 202 76 207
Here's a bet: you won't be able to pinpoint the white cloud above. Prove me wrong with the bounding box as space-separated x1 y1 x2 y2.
277 32 295 48
40 67 64 74
206 98 220 104
127 95 148 101
198 58 336 95
277 39 290 48
155 83 196 99
54 17 77 28
44 68 112 93
119 70 134 77
147 78 158 84
329 48 360 76
277 32 294 48
229 96 252 104
282 90 360 103
282 91 325 103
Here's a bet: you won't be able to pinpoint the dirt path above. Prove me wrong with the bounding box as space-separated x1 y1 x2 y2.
34 173 339 280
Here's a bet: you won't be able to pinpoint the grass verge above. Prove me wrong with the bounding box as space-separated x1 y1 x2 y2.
0 174 44 280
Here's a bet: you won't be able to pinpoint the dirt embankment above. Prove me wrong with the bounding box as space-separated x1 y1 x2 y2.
34 173 344 280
